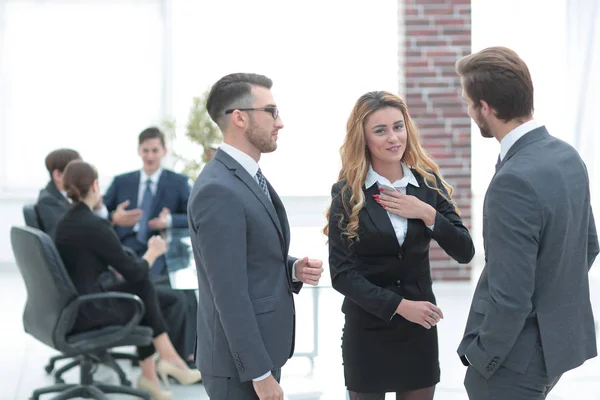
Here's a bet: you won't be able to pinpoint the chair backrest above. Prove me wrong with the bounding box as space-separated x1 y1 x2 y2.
10 226 78 349
22 204 43 230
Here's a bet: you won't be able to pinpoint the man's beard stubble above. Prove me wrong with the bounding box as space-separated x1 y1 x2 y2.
246 118 277 154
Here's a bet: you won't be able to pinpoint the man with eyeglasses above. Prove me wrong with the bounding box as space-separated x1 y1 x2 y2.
188 73 324 400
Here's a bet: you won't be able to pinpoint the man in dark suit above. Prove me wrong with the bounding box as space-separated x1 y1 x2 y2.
102 127 198 363
456 46 599 399
36 149 82 239
188 73 324 400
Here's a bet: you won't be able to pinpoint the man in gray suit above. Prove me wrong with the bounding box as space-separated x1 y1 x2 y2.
36 149 82 238
188 73 324 400
456 46 599 399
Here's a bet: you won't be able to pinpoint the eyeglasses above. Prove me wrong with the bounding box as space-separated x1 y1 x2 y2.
224 107 279 120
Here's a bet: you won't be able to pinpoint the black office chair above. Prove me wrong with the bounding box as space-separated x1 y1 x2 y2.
22 204 43 230
21 204 140 385
11 226 153 400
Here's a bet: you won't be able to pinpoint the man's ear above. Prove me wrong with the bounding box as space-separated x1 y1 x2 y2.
479 100 493 116
230 110 247 130
52 169 62 184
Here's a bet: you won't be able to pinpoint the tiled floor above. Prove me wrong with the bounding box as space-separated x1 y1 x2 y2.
2 268 599 399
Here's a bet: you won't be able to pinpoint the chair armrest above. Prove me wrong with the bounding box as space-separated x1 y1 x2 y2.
55 292 146 353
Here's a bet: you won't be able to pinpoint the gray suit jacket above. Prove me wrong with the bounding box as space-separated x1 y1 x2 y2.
36 181 70 239
188 149 302 382
458 126 599 379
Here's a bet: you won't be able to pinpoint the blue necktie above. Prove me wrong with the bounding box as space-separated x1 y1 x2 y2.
255 168 272 202
136 179 153 244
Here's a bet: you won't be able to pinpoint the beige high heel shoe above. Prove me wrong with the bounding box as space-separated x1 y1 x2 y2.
157 359 202 387
137 375 172 400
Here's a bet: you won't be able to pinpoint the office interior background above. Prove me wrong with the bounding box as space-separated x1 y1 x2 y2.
1 0 599 399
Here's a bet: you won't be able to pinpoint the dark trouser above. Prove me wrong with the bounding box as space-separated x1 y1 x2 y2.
101 279 167 361
124 236 198 359
464 345 562 400
203 369 281 400
348 386 435 400
150 270 198 358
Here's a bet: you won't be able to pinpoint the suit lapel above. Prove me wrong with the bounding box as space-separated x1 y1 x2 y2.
364 183 397 236
215 149 285 246
267 181 290 252
151 171 167 217
233 168 285 243
497 126 549 172
403 173 427 250
47 181 70 206
129 171 141 209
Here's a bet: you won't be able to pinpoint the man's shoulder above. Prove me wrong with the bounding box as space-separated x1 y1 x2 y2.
191 163 236 194
115 169 140 180
37 185 62 206
162 169 190 184
113 170 140 185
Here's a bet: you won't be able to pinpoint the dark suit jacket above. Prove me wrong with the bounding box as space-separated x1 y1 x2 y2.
458 126 599 379
328 171 475 325
54 202 150 331
103 169 191 255
188 149 301 381
36 181 70 239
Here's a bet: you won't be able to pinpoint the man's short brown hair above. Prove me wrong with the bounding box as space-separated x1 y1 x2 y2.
45 149 81 178
138 127 166 147
456 46 534 122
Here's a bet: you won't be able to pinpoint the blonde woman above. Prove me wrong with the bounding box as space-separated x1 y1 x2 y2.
325 91 475 400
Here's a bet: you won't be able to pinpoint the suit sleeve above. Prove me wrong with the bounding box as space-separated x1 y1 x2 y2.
328 184 403 321
429 176 475 264
287 256 302 293
190 183 273 381
170 177 191 229
36 196 67 240
588 205 598 270
103 177 119 214
91 219 149 283
464 172 540 379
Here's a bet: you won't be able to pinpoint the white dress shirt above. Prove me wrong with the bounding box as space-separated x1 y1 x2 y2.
134 168 172 231
219 143 298 382
365 163 434 245
500 119 543 161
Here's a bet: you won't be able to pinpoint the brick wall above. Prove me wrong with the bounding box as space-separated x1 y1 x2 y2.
401 0 472 281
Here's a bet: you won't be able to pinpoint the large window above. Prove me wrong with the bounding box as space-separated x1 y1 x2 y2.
0 0 165 193
169 1 399 196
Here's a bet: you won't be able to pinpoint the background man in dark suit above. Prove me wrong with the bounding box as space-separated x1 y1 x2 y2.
102 127 198 364
456 46 599 400
36 148 81 239
189 73 324 400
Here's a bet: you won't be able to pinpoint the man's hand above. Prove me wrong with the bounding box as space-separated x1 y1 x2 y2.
111 200 143 227
148 207 170 230
252 375 284 400
295 257 324 286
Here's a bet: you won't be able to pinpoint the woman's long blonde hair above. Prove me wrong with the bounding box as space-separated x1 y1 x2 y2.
323 91 457 243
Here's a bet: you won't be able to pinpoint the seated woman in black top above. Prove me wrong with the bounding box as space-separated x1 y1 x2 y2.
55 160 201 400
325 92 475 400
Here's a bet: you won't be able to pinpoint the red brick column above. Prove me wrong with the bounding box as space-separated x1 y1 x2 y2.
402 0 472 280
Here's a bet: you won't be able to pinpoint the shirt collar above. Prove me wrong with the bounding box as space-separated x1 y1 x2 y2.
365 163 419 189
59 189 72 203
140 167 163 185
500 119 543 161
219 142 260 177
